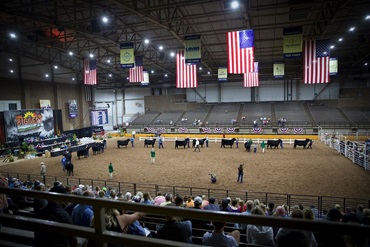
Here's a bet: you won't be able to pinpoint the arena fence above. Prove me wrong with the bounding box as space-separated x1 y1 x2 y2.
5 172 370 218
0 188 369 247
319 128 369 170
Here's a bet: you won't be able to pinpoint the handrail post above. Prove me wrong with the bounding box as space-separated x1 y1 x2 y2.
133 183 137 196
318 196 322 218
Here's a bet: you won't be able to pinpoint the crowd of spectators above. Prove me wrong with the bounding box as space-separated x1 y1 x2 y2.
1 175 370 247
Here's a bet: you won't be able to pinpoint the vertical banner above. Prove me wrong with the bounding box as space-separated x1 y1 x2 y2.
68 100 78 118
218 67 227 81
273 62 285 79
283 27 303 58
303 39 330 84
329 58 338 76
244 62 259 87
141 71 149 86
185 35 201 64
120 43 135 68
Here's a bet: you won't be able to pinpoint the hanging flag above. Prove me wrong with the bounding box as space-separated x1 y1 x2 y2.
176 50 197 88
218 67 227 81
329 58 338 76
84 59 97 85
120 43 135 68
141 71 149 86
129 55 144 83
303 39 330 84
273 62 285 79
227 30 254 74
185 35 201 64
283 27 303 58
244 62 259 87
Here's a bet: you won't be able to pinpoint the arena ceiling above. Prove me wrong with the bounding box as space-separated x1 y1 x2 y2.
0 0 369 89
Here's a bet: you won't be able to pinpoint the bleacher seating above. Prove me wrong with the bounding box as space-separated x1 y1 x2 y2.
275 102 311 126
206 103 240 126
341 108 370 125
177 105 212 126
130 112 160 126
307 104 350 126
153 111 183 125
240 102 271 126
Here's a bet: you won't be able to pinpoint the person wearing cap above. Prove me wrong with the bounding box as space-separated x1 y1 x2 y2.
203 221 240 247
187 196 207 229
40 162 46 184
108 162 114 179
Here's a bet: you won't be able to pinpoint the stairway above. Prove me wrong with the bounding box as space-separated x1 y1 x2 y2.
303 103 315 126
203 104 215 124
338 107 353 126
237 104 244 127
270 102 277 127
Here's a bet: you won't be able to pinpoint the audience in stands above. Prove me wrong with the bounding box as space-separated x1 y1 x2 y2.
246 206 276 246
203 197 220 211
202 221 240 247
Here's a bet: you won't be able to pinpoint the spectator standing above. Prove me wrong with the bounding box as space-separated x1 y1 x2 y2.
260 141 266 153
150 148 156 164
206 136 209 147
237 164 244 183
253 143 257 153
108 162 114 179
158 136 164 149
130 136 134 147
194 138 200 152
236 138 239 148
40 162 46 184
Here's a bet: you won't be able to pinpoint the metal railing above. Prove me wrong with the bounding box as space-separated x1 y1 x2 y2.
0 188 369 247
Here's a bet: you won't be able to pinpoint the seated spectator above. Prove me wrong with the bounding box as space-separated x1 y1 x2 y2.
220 198 233 212
246 206 276 246
154 192 165 205
185 196 194 208
160 193 173 206
314 208 345 247
141 192 154 205
155 205 192 243
202 221 240 247
34 185 77 246
204 197 220 211
275 209 317 247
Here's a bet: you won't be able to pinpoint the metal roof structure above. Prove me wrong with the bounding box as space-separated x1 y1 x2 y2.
0 0 369 89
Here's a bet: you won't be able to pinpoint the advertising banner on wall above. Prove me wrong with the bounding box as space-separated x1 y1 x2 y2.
91 109 108 125
68 100 78 118
3 109 54 143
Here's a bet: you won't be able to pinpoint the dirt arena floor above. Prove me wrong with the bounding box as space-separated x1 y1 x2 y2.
1 137 370 199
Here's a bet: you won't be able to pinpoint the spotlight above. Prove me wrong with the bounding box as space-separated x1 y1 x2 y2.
170 52 175 57
9 58 13 62
349 27 355 32
159 46 163 50
365 15 370 20
10 70 14 73
108 74 112 77
151 70 154 74
89 54 94 58
365 63 368 66
54 65 58 69
230 1 239 9
199 67 202 70
69 51 73 56
45 74 49 78
107 59 111 63
330 45 335 49
144 39 150 44
102 16 108 23
72 78 75 81
165 74 168 77
338 38 343 42
9 33 16 38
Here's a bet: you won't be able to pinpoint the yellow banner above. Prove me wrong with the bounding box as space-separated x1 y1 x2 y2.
218 68 227 81
273 62 284 78
120 43 134 68
185 35 201 63
329 58 338 75
283 27 302 58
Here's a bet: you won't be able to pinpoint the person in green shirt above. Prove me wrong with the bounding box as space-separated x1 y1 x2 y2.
260 141 266 153
108 162 114 179
150 148 156 164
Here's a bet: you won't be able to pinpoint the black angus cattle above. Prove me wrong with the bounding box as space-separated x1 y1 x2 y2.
92 142 104 154
267 139 282 149
294 139 312 149
144 139 156 147
221 138 236 148
77 146 90 160
117 139 130 148
65 162 74 176
192 138 206 148
244 142 251 152
175 139 188 149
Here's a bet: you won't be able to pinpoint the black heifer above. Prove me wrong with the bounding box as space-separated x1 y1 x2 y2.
65 162 74 176
244 142 251 152
267 139 282 149
144 139 156 147
175 139 188 149
92 143 104 154
77 146 90 160
294 139 312 149
117 139 130 148
221 138 236 148
192 138 206 148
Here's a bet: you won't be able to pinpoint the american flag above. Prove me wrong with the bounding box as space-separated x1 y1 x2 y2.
176 50 197 88
84 60 97 85
244 62 259 87
227 30 255 74
129 55 144 83
304 39 330 84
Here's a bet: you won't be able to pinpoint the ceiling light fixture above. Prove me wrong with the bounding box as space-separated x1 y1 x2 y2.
144 39 150 44
365 15 370 20
89 54 94 58
45 74 49 78
9 33 16 38
165 74 168 77
69 51 73 56
230 1 239 9
365 63 368 66
330 45 335 49
159 46 163 50
72 78 75 81
107 59 111 63
349 27 355 31
10 70 14 73
108 74 112 77
151 70 154 74
338 38 343 42
54 65 58 69
170 52 175 57
102 16 108 23
9 58 13 62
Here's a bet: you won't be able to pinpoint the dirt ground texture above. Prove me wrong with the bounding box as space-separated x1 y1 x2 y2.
1 137 370 199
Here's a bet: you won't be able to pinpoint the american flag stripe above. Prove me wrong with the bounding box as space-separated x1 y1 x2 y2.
176 50 197 88
84 59 97 85
129 66 144 83
304 40 330 84
243 72 259 87
227 31 254 74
